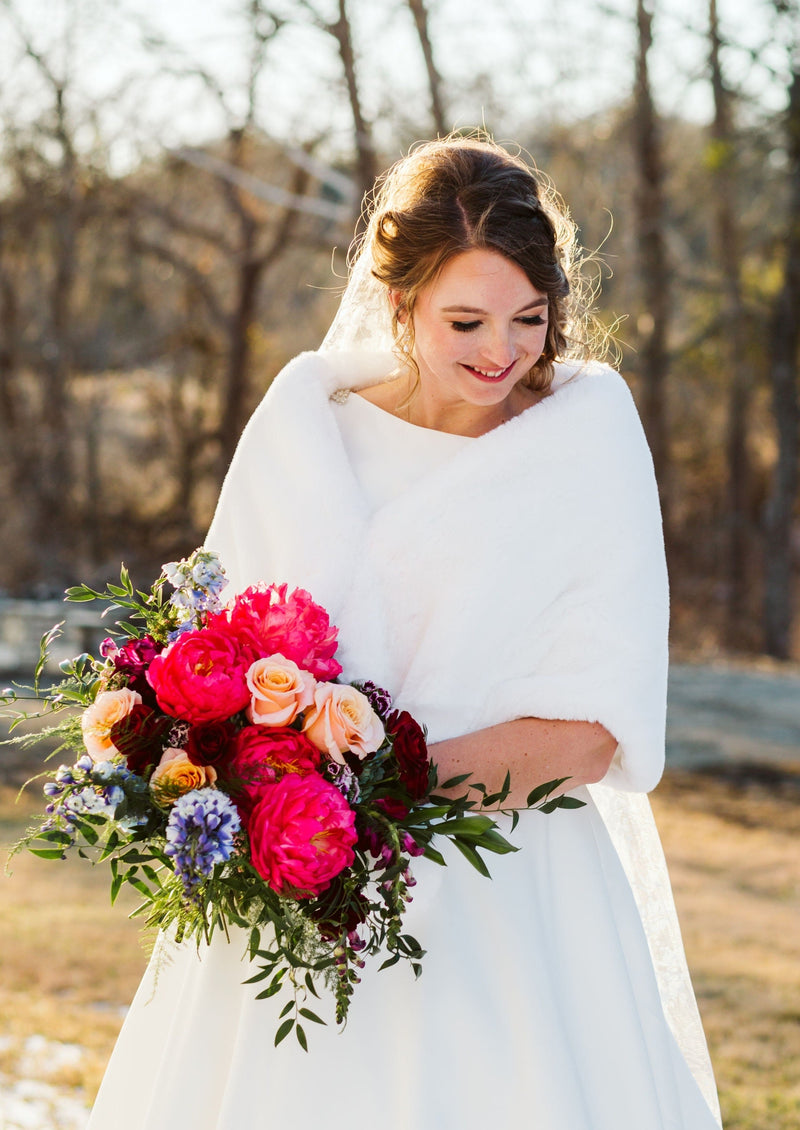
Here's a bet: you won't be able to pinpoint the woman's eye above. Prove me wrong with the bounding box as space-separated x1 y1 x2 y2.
451 320 481 332
518 314 546 326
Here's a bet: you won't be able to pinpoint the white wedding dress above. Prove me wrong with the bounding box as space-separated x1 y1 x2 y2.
86 385 721 1130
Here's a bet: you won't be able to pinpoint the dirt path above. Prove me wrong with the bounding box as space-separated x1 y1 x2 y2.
667 661 800 770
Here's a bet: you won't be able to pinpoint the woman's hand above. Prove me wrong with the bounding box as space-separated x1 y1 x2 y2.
427 717 618 808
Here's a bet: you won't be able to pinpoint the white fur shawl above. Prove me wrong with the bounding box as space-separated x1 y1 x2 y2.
207 349 669 793
205 349 719 1119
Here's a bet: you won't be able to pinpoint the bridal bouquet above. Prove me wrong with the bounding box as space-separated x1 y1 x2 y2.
4 549 579 1049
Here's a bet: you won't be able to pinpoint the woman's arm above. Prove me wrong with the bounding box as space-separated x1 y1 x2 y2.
428 718 618 808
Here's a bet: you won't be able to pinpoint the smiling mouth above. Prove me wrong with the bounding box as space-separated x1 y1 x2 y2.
463 361 516 383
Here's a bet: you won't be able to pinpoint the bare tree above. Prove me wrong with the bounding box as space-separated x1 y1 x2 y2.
293 0 378 217
763 50 800 658
406 0 448 136
632 0 671 531
708 0 753 639
0 0 85 582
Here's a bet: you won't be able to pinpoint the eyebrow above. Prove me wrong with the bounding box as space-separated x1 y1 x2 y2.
441 298 548 314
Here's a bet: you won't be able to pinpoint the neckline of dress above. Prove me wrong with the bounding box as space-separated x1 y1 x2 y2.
341 388 547 441
343 389 478 440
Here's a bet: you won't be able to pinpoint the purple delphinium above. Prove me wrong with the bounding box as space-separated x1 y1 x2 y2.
164 788 241 894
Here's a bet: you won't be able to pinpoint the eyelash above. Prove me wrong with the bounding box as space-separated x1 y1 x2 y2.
451 314 547 333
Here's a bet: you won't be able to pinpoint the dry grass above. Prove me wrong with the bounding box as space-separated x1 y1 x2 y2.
0 786 148 1101
652 767 800 1130
0 770 798 1126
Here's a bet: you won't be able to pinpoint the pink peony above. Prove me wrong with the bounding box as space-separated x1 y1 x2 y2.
215 584 342 681
228 725 321 813
246 772 357 897
146 628 254 724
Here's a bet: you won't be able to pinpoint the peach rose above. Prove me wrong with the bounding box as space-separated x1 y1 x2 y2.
246 653 316 727
150 747 217 802
81 688 143 761
302 683 385 765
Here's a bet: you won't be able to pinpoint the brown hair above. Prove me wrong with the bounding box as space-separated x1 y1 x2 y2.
357 134 602 393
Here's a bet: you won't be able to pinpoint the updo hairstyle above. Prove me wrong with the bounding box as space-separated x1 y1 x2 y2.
360 135 597 393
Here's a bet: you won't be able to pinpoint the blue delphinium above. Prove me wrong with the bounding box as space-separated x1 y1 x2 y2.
162 549 228 636
164 788 241 894
42 757 150 843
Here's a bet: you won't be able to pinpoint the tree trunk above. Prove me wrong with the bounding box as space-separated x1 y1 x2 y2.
633 0 671 531
330 0 378 219
763 61 800 659
708 0 752 640
37 85 79 582
407 0 448 136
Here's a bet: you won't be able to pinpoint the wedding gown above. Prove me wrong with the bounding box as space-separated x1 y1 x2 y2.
86 374 721 1130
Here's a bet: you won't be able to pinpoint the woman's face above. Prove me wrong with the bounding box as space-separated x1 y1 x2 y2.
405 247 549 426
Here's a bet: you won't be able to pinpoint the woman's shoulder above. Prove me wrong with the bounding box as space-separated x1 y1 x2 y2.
551 358 630 397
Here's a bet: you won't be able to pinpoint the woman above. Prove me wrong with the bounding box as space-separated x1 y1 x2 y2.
87 137 722 1129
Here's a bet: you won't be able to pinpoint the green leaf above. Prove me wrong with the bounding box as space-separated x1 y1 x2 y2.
474 828 518 855
483 770 512 807
298 1008 325 1026
434 815 495 838
274 1018 294 1046
29 847 67 859
378 953 401 971
75 821 99 846
242 968 271 985
438 772 472 790
422 845 446 867
451 837 492 878
34 828 74 846
555 796 586 810
304 971 320 998
125 876 155 899
295 1024 308 1052
279 1000 294 1018
255 981 284 1000
64 586 101 602
526 778 568 807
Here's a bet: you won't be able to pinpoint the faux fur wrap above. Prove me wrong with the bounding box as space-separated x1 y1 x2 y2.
207 349 669 793
205 349 719 1120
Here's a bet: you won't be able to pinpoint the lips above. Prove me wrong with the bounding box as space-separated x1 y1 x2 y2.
462 361 516 383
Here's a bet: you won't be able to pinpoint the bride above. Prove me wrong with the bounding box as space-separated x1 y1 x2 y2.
87 135 722 1129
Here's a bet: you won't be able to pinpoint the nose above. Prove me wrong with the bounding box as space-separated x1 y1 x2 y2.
481 323 516 368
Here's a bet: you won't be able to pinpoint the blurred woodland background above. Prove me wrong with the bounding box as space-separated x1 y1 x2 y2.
1 0 800 660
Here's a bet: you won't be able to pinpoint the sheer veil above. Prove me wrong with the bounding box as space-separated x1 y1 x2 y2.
316 224 722 1126
320 240 394 354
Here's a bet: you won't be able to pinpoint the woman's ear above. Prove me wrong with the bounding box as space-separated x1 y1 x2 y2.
388 290 407 322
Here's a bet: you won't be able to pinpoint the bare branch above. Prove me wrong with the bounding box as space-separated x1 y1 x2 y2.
172 147 353 223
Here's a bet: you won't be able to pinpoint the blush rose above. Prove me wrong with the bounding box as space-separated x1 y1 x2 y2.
150 748 217 801
81 688 142 761
302 683 385 765
245 653 316 727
